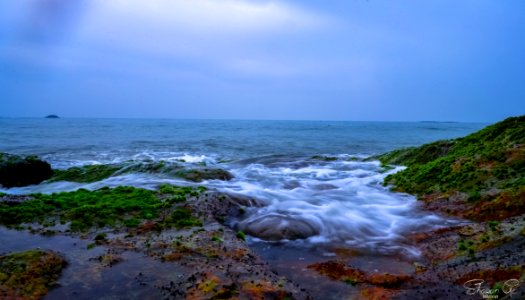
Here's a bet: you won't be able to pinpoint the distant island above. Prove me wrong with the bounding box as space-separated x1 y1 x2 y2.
45 115 59 119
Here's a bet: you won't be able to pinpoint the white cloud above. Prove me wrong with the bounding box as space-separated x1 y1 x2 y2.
78 0 332 49
2 1 335 79
90 0 329 35
69 0 335 77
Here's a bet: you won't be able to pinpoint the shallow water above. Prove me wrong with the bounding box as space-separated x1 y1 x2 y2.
0 119 485 255
0 227 182 300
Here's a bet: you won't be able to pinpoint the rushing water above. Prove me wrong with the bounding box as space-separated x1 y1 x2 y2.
0 118 486 255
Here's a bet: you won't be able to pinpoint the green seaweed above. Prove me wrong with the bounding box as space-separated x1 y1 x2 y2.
169 207 202 228
0 249 66 299
49 164 121 183
236 230 246 241
174 168 233 182
0 186 203 232
211 236 223 242
377 140 455 166
48 160 233 184
458 240 476 256
94 233 107 241
380 115 525 220
382 116 525 194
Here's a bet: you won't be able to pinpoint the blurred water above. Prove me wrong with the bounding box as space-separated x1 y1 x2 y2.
0 118 485 254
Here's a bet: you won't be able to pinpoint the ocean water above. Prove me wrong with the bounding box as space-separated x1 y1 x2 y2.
0 118 486 255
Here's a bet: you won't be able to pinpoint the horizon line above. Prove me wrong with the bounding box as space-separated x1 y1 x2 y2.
0 115 494 124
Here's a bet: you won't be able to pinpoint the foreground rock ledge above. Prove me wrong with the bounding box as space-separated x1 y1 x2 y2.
0 249 67 300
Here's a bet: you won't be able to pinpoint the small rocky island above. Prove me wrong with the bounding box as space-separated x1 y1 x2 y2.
45 115 59 119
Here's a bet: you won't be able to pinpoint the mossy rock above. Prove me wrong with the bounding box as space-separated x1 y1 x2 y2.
376 140 455 166
50 161 233 183
0 153 53 188
0 249 67 299
0 186 204 231
380 115 525 221
50 164 121 183
174 168 234 182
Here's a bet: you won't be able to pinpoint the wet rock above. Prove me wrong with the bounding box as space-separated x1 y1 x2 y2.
52 161 234 183
283 180 301 190
366 272 412 287
0 153 53 187
225 193 263 208
311 155 338 162
0 249 67 299
313 184 338 190
97 253 123 268
308 260 411 287
175 168 234 182
239 215 320 241
0 194 34 205
307 261 365 283
50 164 121 183
188 192 263 222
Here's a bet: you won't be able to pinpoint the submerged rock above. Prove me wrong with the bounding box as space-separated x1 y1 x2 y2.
50 164 121 183
0 249 67 299
51 161 234 183
239 214 320 241
0 153 53 187
174 168 234 182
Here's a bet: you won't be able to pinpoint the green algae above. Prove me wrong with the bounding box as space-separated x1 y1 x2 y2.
0 249 66 300
379 115 525 220
49 164 121 183
166 207 202 228
0 186 204 232
381 115 525 194
159 184 205 199
236 230 246 241
174 168 233 182
94 233 107 241
49 161 233 183
376 140 455 167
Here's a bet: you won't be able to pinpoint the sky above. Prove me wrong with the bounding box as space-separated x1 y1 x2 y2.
1 0 524 122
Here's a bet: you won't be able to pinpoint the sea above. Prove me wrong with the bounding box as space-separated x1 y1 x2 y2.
0 118 487 256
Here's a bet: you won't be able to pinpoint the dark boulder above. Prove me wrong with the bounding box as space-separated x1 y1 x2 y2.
0 153 53 187
239 214 320 241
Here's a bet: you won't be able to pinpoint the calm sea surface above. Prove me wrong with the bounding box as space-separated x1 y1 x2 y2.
0 118 485 165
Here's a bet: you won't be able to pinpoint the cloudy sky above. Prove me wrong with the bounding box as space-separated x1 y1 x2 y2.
1 0 524 121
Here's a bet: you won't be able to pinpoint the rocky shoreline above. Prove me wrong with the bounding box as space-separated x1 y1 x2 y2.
1 115 524 299
1 185 523 299
0 188 312 299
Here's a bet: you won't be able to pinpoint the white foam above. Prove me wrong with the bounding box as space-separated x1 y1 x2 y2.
1 153 456 256
166 154 214 164
206 159 456 255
